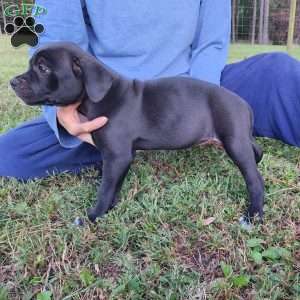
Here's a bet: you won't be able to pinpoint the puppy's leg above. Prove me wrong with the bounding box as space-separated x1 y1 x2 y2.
251 139 263 164
223 137 264 223
108 150 136 211
87 151 134 222
109 161 130 210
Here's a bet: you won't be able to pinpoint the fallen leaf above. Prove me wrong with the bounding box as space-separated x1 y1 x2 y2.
203 217 215 226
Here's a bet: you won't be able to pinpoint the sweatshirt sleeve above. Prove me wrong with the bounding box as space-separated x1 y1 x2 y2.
189 0 231 85
29 0 89 148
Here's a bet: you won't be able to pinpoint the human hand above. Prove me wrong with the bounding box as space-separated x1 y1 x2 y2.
57 102 108 146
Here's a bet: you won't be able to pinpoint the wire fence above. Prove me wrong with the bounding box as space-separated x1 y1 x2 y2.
232 0 299 45
1 0 299 46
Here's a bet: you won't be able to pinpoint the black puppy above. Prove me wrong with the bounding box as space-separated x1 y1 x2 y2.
10 42 264 224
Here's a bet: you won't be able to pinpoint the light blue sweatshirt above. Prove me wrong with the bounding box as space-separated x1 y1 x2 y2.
31 0 231 148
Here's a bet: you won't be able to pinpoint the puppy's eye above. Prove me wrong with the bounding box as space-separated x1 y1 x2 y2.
38 63 50 74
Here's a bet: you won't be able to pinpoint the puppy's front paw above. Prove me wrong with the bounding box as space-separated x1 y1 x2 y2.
87 207 98 223
239 216 253 231
73 216 85 227
247 206 264 224
239 210 263 230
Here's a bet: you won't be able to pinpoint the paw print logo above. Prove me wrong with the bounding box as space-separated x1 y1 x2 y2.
5 16 44 48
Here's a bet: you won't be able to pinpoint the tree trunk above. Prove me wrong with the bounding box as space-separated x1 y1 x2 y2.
231 0 236 42
251 0 257 44
258 0 264 44
262 0 270 44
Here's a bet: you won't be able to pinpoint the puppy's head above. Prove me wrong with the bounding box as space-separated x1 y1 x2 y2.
10 42 115 106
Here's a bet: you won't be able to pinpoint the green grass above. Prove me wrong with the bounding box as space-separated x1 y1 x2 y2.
0 35 300 299
228 43 300 62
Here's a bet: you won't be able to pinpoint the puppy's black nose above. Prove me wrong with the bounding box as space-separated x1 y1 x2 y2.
10 78 19 89
10 77 26 89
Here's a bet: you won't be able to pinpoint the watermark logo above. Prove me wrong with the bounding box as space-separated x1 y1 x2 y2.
4 3 47 18
4 3 46 48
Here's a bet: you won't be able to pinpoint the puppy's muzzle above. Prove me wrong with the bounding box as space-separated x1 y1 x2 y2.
10 76 26 90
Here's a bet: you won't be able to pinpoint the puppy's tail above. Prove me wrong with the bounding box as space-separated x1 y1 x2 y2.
252 140 263 164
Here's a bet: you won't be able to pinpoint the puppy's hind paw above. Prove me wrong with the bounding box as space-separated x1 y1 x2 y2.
239 216 253 231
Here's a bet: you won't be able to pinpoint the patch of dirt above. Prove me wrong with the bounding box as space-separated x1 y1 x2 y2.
152 160 181 182
0 264 22 300
95 262 122 282
0 263 17 282
80 287 108 300
172 232 229 281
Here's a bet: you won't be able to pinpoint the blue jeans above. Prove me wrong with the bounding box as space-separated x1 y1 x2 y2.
0 118 102 180
0 52 299 180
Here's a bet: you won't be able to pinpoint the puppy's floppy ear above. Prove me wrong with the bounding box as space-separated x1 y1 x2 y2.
79 57 114 103
72 57 82 78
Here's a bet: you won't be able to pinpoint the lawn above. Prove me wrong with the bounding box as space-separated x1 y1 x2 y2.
0 35 299 299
